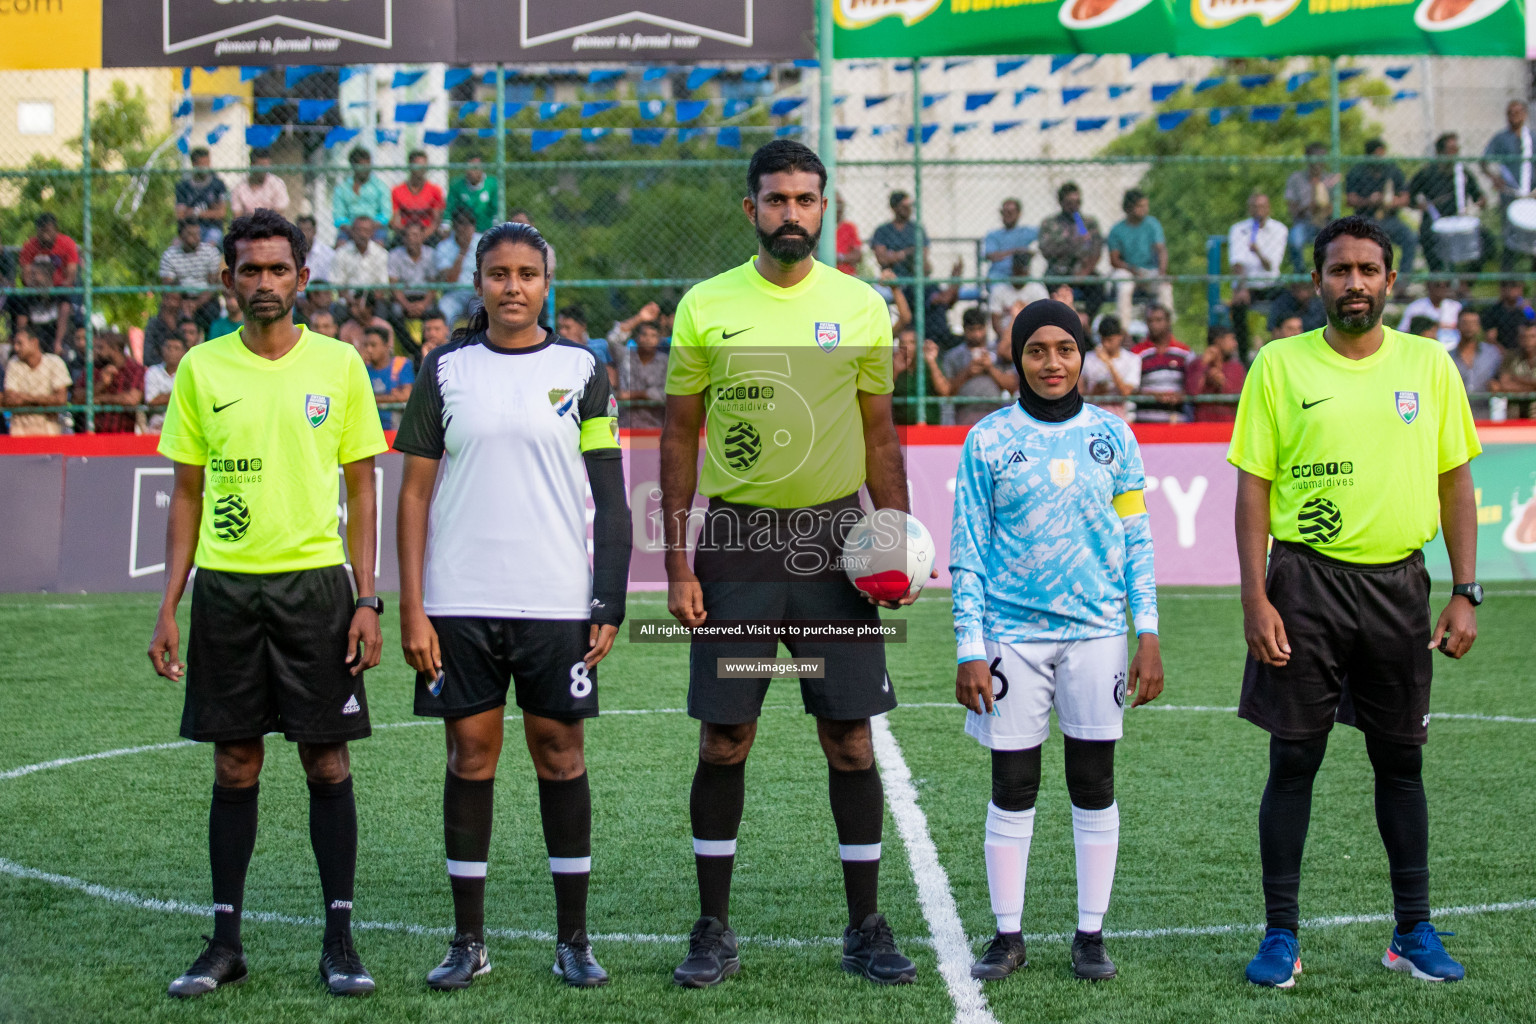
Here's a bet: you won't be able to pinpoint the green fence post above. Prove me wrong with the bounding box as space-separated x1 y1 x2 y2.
816 0 838 268
495 64 508 222
912 60 927 425
82 69 95 434
1329 57 1343 215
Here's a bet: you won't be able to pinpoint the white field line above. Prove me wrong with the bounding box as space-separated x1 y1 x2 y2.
871 714 998 1024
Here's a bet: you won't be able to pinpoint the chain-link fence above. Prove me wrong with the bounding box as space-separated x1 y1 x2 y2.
0 55 1531 431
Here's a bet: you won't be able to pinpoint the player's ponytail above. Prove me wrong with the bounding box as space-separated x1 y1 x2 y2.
450 220 552 343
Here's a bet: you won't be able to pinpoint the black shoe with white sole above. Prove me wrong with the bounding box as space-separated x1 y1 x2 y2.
1071 930 1117 981
319 934 375 996
427 934 491 990
971 931 1028 980
842 913 917 985
167 935 248 999
553 933 610 988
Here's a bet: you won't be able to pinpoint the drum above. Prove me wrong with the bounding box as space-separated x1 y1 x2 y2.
1431 215 1482 265
1505 198 1536 255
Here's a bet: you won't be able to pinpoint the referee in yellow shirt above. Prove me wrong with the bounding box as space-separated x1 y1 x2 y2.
149 210 388 998
1228 216 1481 988
662 141 919 987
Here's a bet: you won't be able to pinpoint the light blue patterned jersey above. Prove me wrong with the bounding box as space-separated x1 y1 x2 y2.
950 402 1158 660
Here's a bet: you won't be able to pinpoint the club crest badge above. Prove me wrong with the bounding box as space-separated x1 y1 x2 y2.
815 321 841 352
1395 390 1419 425
305 394 330 428
1049 458 1076 488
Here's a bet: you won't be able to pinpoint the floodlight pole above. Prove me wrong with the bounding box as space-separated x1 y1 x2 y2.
817 0 838 268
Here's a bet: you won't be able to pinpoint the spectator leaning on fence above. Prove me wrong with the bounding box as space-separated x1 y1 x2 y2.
332 147 391 235
615 319 668 429
984 197 1037 280
835 194 863 275
391 150 446 237
229 148 289 219
2 325 71 436
1132 304 1190 424
1080 314 1139 422
158 218 224 335
1397 277 1462 348
1227 192 1290 362
1409 133 1490 276
1107 188 1171 329
1283 142 1339 272
446 154 499 232
1482 100 1534 273
143 333 188 433
1481 279 1533 350
1038 181 1105 316
433 208 481 327
175 148 229 245
297 215 334 283
331 216 390 290
1345 139 1416 293
1450 309 1504 419
19 212 80 288
1185 325 1246 423
79 331 144 434
1499 320 1536 418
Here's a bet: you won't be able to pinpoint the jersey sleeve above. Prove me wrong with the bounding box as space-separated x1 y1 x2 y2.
1435 347 1482 472
576 351 621 458
394 348 447 459
665 290 711 395
156 355 207 466
1113 425 1158 636
949 431 993 663
1227 349 1277 480
856 284 895 395
338 348 390 464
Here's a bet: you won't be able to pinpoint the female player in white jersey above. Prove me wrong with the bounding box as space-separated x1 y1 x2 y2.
950 299 1163 982
395 222 631 989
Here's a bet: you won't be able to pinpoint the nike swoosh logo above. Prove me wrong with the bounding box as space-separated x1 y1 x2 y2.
1301 398 1332 410
721 327 754 340
212 399 243 413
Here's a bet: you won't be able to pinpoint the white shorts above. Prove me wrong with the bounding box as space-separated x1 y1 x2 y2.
964 634 1128 750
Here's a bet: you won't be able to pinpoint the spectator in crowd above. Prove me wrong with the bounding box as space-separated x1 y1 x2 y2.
872 191 927 284
1185 326 1245 422
1498 320 1536 418
300 279 338 329
1080 314 1139 422
297 214 334 282
615 319 668 429
1270 315 1305 342
332 147 391 234
941 307 1016 426
419 309 450 363
1107 188 1171 328
310 308 340 340
391 150 446 237
434 207 481 326
1409 132 1490 276
1265 279 1326 342
1482 100 1534 273
1345 138 1416 292
1133 304 1190 424
360 324 414 429
174 148 229 244
157 218 223 335
1482 279 1534 350
19 212 80 288
228 148 289 218
2 325 71 436
1038 181 1105 315
606 299 663 352
919 257 967 350
339 291 395 352
141 293 184 371
508 210 556 275
873 268 914 337
983 198 1037 280
1283 142 1339 271
987 252 1047 342
446 154 499 233
558 305 617 389
77 331 143 434
389 219 438 345
1407 314 1440 340
1227 192 1290 360
890 324 949 426
1397 277 1462 347
143 333 187 432
835 194 863 275
1450 309 1503 418
331 215 390 290
177 316 203 349
208 290 243 340
7 255 74 354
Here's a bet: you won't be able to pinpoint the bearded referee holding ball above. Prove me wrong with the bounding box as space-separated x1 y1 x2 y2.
149 209 389 997
1230 216 1481 988
662 140 921 987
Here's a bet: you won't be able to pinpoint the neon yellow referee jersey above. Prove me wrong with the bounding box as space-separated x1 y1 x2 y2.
1227 327 1480 564
666 258 894 508
158 328 388 573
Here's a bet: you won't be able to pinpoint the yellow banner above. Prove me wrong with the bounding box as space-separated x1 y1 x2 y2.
0 0 102 70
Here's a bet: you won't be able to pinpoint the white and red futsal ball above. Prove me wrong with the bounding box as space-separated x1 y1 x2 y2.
842 509 936 602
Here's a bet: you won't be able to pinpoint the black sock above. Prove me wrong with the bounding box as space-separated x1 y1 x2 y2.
829 764 884 928
444 770 494 942
1366 736 1430 934
308 776 357 944
690 758 746 926
1258 735 1328 934
538 773 592 944
209 782 259 950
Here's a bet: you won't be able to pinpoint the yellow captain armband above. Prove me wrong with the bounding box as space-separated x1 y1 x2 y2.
1112 489 1147 518
579 416 621 453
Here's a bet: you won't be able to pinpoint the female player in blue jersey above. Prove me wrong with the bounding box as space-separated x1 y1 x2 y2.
950 299 1163 982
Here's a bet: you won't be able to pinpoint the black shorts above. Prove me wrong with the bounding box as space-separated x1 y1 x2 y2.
183 565 368 744
1239 541 1433 746
687 493 895 725
414 617 598 721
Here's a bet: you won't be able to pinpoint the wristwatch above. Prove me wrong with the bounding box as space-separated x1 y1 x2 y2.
356 596 385 615
1451 583 1484 607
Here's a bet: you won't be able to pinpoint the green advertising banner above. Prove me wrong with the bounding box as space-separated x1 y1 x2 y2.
833 0 1526 57
1424 440 1536 582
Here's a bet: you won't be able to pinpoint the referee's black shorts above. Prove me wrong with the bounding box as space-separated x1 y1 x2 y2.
1239 540 1433 746
182 565 369 744
688 492 895 725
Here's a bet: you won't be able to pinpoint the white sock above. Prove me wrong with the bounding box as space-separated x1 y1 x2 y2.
1072 802 1120 934
984 802 1035 934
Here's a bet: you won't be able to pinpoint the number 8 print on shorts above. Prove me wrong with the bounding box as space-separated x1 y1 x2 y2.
569 661 593 699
